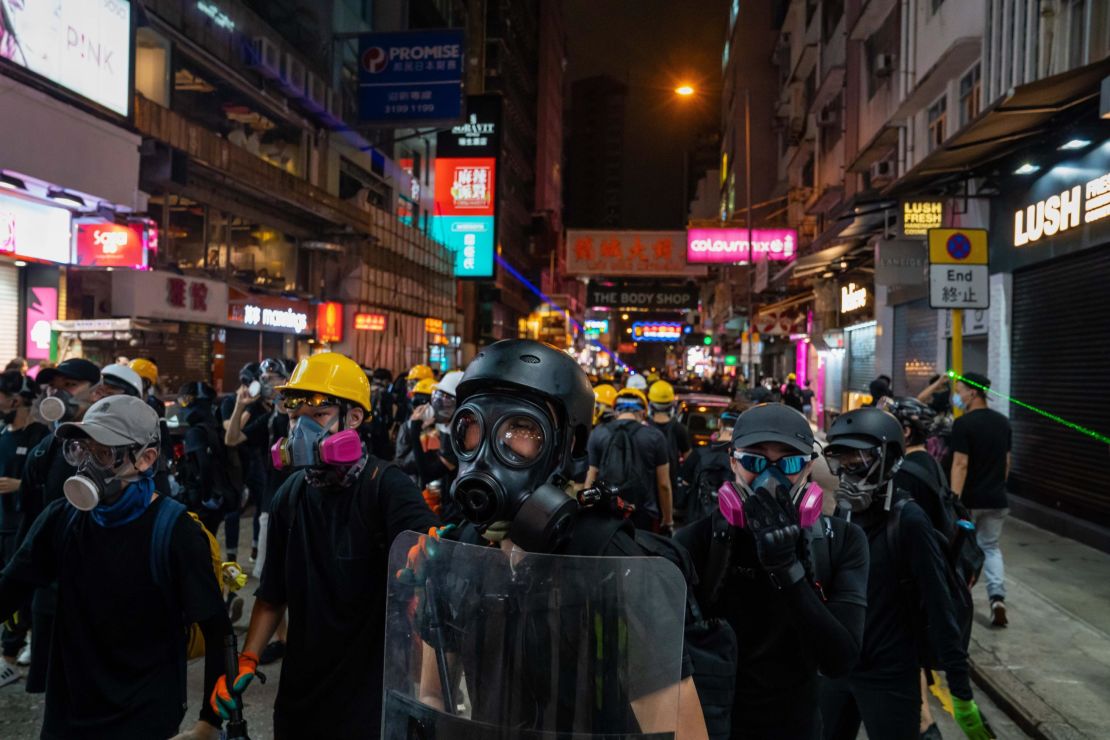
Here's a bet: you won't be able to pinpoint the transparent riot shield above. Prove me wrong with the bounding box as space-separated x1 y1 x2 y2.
383 531 688 739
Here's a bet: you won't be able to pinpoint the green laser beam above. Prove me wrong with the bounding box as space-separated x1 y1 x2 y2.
947 370 1110 445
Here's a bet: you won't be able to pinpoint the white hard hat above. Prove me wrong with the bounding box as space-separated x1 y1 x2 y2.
101 364 144 397
436 370 465 397
625 374 648 391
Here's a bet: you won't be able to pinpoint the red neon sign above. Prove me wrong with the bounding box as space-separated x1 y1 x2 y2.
74 221 148 268
316 302 344 343
354 312 387 332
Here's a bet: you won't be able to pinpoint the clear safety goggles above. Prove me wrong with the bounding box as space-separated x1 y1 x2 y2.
824 446 881 478
62 438 135 471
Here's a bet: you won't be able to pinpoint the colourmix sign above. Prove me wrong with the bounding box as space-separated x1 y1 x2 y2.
686 227 798 264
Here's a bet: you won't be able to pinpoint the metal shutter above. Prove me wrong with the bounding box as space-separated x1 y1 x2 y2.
151 324 213 395
846 323 876 392
0 265 18 364
1011 248 1110 527
892 298 938 396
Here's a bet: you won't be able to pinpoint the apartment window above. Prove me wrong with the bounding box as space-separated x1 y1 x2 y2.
959 65 981 127
927 96 947 152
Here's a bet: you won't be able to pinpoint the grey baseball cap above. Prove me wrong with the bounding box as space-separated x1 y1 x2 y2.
55 396 160 448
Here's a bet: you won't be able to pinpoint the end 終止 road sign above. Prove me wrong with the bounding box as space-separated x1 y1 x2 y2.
927 228 989 309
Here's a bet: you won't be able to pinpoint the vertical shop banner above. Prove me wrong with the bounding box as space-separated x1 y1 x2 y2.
24 265 59 362
316 302 343 343
357 29 464 123
432 95 501 279
0 0 132 116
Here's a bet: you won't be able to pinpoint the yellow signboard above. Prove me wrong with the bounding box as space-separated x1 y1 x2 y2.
902 200 944 237
927 228 988 265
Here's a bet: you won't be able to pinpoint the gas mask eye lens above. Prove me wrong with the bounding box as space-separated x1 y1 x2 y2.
825 447 878 478
495 415 545 465
453 409 482 456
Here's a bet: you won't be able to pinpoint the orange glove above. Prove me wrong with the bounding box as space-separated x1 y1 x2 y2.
210 650 260 720
420 431 441 453
396 525 456 586
422 487 442 516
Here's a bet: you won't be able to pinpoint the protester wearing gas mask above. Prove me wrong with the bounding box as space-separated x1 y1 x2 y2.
818 408 991 740
411 370 463 521
673 404 868 739
216 352 438 739
0 371 47 685
403 340 707 738
174 383 235 536
0 396 231 740
13 359 102 692
393 376 437 481
224 360 285 564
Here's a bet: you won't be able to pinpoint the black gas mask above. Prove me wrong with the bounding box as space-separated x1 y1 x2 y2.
450 393 578 552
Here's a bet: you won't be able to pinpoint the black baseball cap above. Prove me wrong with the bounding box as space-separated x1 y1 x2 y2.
958 372 991 394
37 358 100 386
732 403 816 455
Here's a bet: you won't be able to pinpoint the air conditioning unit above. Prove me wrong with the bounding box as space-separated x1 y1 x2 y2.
816 108 837 127
870 160 894 184
874 53 895 78
248 36 282 79
304 74 327 112
280 53 307 98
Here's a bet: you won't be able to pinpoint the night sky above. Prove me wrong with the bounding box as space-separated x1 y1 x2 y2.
563 0 727 229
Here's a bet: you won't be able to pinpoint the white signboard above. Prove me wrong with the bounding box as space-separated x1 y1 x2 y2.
0 0 133 116
0 192 71 263
111 270 229 325
928 265 989 309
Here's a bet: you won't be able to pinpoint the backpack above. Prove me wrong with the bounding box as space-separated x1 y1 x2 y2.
686 449 731 524
885 497 976 663
898 457 985 588
177 423 239 514
597 421 654 512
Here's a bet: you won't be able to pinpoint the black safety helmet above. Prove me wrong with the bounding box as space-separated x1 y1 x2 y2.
239 362 261 387
457 339 594 473
0 370 37 402
177 381 217 406
880 396 937 446
825 407 905 484
731 403 816 455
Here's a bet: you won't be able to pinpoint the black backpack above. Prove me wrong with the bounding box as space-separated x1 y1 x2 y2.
898 457 985 589
885 496 976 662
177 423 239 514
597 420 654 511
686 449 731 524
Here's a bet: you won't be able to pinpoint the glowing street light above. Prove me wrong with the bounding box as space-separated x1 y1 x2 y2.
674 84 695 96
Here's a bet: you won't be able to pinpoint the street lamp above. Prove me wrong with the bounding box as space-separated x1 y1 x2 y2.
675 84 695 96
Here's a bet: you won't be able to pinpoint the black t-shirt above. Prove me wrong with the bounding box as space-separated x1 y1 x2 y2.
587 420 669 518
0 421 49 534
650 418 692 494
0 497 227 738
950 408 1011 509
257 461 440 737
849 496 971 697
895 450 949 532
675 513 868 738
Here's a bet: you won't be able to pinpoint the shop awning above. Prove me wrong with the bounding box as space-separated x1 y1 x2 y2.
886 56 1110 195
791 243 859 279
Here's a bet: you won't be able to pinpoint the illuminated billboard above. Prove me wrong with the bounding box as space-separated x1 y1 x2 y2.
0 0 133 116
686 227 798 264
632 321 684 342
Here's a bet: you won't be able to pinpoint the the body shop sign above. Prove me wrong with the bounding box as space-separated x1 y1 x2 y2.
686 227 798 263
0 193 71 263
74 221 151 268
0 0 133 116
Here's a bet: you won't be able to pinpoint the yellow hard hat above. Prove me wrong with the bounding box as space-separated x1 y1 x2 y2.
277 352 371 411
407 365 434 381
648 380 676 405
788 372 797 381
594 384 617 408
646 371 661 384
413 377 437 395
129 358 158 386
615 387 648 409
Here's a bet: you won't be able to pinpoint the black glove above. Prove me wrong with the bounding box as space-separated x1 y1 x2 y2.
742 486 804 588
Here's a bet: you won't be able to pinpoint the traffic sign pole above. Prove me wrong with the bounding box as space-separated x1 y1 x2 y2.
951 309 963 418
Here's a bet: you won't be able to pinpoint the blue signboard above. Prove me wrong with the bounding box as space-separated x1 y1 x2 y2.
357 30 465 123
430 215 495 278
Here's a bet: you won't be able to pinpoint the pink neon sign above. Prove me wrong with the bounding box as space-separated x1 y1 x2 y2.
686 227 798 263
25 287 58 362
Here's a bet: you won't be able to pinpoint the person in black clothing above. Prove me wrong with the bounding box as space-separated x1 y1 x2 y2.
675 404 868 739
15 358 102 693
819 407 991 740
867 375 892 406
648 380 693 523
214 352 439 739
365 367 397 459
0 371 47 682
430 339 708 736
394 377 436 481
411 370 464 522
174 382 229 535
783 373 805 412
683 404 741 524
0 396 231 740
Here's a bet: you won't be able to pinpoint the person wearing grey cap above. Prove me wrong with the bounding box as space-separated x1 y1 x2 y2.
14 360 144 695
674 404 869 739
0 396 231 740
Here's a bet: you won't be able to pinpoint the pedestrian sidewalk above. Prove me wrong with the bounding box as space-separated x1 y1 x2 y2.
967 516 1110 739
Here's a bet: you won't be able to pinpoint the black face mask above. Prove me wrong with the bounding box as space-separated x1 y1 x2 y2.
451 393 577 552
0 405 18 425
